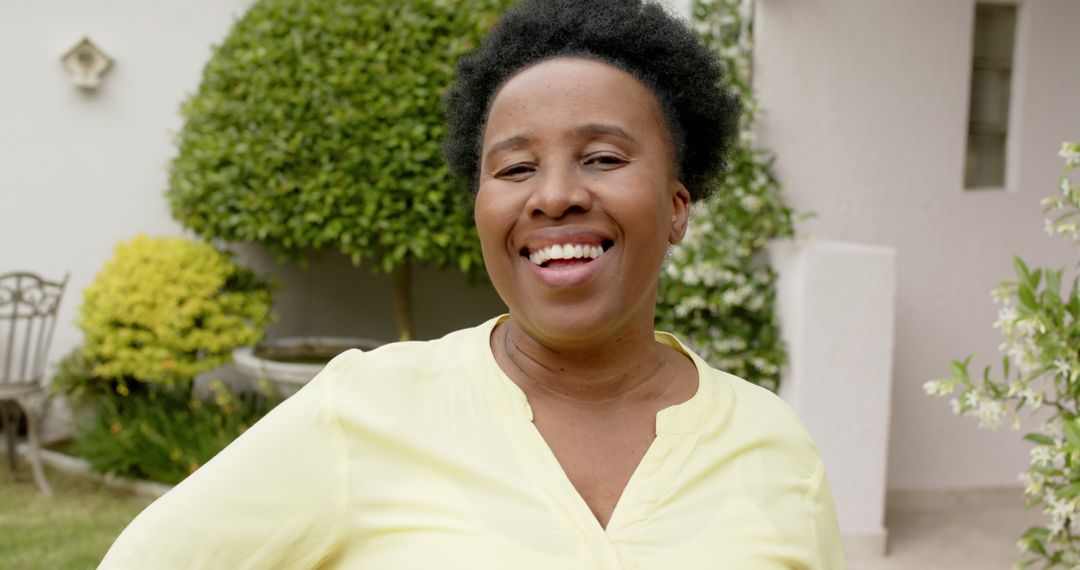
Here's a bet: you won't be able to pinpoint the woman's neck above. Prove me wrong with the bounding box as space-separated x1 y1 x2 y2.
493 316 687 411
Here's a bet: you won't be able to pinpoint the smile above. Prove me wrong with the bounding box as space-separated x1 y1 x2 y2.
524 241 613 267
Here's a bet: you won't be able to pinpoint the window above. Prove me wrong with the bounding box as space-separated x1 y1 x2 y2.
964 3 1018 189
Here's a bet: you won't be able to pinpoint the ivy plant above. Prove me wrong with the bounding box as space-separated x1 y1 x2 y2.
168 0 511 340
656 0 795 391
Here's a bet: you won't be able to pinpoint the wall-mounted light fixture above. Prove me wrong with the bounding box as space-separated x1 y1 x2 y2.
61 37 113 89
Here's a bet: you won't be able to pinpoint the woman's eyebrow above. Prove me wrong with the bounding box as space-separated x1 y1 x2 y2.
575 123 635 142
484 134 531 164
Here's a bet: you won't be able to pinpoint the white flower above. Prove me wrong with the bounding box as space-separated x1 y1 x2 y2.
1059 142 1080 168
1054 358 1071 378
994 306 1018 332
1048 516 1066 538
739 195 763 213
976 399 1006 429
923 379 955 397
1031 446 1052 467
1015 317 1040 337
991 285 1013 305
1050 494 1074 521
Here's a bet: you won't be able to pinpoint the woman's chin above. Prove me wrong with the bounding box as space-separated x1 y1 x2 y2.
508 302 651 350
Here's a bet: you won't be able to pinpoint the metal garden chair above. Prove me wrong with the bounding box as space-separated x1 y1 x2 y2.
0 271 68 497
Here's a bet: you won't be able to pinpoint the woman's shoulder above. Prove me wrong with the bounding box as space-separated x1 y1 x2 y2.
329 320 491 376
700 365 825 473
312 318 497 409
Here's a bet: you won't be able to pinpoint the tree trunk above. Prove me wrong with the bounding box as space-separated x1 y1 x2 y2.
391 264 415 341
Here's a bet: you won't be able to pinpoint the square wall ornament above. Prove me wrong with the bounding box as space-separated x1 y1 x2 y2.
61 37 113 89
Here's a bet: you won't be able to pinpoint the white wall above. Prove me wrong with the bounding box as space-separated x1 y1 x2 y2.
0 0 253 364
0 0 507 373
755 0 1080 490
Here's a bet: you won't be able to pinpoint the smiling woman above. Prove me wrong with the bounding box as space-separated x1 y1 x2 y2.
100 1 844 568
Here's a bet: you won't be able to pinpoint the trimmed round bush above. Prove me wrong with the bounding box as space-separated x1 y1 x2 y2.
79 236 274 386
168 0 511 292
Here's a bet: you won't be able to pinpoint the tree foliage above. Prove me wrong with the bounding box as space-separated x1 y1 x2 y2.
168 0 512 338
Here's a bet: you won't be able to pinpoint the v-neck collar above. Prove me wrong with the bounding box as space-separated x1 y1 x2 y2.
472 315 729 543
475 315 723 432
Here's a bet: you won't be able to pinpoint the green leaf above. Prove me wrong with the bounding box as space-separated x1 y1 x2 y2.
950 356 973 381
1019 283 1037 311
1021 526 1051 543
1014 256 1031 280
1024 433 1055 446
1064 418 1080 447
1029 268 1043 290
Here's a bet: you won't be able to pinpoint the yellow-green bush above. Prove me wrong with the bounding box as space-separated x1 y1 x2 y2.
79 236 273 386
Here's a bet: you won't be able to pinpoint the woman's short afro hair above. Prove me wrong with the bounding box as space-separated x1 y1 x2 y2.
442 0 740 202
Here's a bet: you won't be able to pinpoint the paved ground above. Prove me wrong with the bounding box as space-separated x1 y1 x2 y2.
851 499 1044 570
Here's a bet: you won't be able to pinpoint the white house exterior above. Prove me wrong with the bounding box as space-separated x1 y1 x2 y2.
2 0 1078 559
754 0 1079 490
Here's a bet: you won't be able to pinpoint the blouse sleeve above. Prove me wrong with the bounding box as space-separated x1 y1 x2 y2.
98 350 354 570
807 459 846 570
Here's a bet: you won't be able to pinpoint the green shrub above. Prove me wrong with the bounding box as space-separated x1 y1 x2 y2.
655 0 795 390
168 0 513 339
79 235 274 388
72 382 277 485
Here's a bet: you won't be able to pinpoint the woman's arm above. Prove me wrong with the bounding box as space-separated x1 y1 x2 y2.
99 351 355 569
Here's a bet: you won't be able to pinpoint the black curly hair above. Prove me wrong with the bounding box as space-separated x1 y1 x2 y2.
442 0 740 202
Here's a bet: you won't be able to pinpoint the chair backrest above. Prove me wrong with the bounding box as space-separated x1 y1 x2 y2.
0 272 68 387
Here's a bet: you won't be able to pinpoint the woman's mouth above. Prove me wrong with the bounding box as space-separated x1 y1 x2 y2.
523 240 614 268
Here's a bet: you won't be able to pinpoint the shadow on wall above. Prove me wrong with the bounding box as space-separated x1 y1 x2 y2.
231 244 507 343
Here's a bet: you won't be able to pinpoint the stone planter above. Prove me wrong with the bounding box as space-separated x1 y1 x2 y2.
232 336 383 398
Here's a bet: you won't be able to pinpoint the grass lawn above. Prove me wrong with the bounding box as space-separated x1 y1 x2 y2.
0 461 150 569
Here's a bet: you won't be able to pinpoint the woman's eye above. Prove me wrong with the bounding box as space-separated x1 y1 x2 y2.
585 154 627 169
497 164 535 179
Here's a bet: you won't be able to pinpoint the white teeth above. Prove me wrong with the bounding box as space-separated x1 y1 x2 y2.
527 243 606 266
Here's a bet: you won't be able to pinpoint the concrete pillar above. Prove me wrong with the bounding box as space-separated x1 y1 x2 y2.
771 239 897 559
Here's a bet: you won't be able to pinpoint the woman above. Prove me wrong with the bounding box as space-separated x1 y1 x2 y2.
102 0 843 568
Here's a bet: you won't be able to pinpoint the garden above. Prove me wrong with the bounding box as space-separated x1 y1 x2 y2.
8 0 1074 567
3 0 799 566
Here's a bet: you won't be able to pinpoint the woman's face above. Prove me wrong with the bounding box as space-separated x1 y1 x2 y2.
475 57 690 347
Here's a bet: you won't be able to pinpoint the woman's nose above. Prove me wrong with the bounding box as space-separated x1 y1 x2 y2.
526 165 592 219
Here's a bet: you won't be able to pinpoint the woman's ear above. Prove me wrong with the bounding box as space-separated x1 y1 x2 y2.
668 182 691 245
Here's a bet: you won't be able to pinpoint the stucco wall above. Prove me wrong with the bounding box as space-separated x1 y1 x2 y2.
754 0 1080 490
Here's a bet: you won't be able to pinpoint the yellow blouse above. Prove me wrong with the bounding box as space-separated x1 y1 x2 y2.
101 316 844 569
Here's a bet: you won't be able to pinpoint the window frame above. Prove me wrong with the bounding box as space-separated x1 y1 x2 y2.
962 0 1028 192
